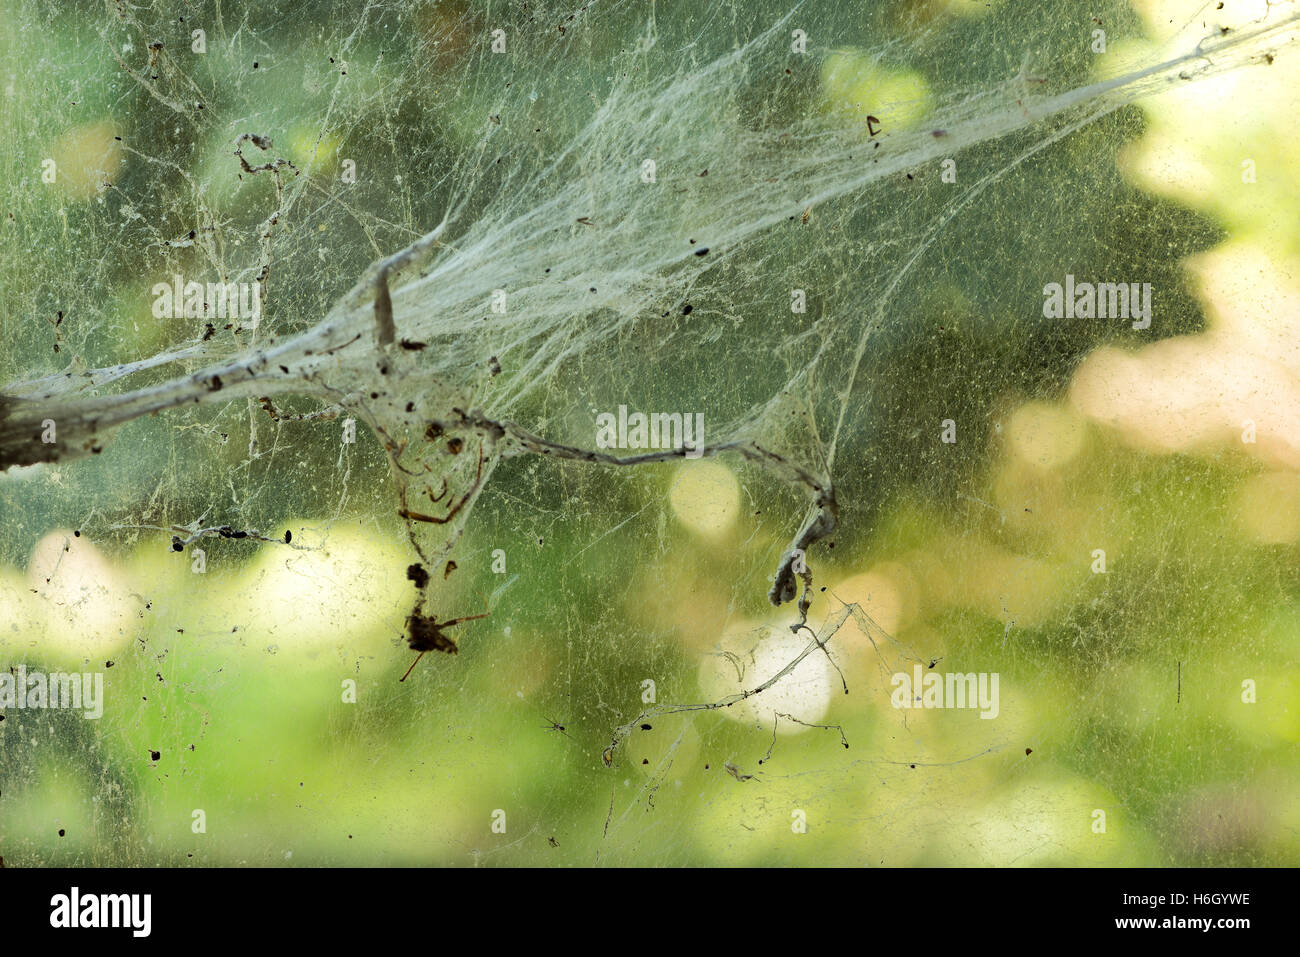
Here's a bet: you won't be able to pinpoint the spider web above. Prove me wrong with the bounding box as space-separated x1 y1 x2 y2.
1 0 1297 865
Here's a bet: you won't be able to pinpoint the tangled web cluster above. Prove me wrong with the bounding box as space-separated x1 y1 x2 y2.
3 0 1294 658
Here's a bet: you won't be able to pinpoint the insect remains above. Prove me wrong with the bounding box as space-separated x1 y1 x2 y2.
724 761 755 782
399 609 489 681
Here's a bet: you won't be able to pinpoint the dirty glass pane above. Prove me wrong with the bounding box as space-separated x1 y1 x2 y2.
1 0 1298 868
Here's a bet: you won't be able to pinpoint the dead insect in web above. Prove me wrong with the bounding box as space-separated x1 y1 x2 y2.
407 610 486 652
398 445 487 526
406 562 430 589
399 608 489 681
724 761 754 782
